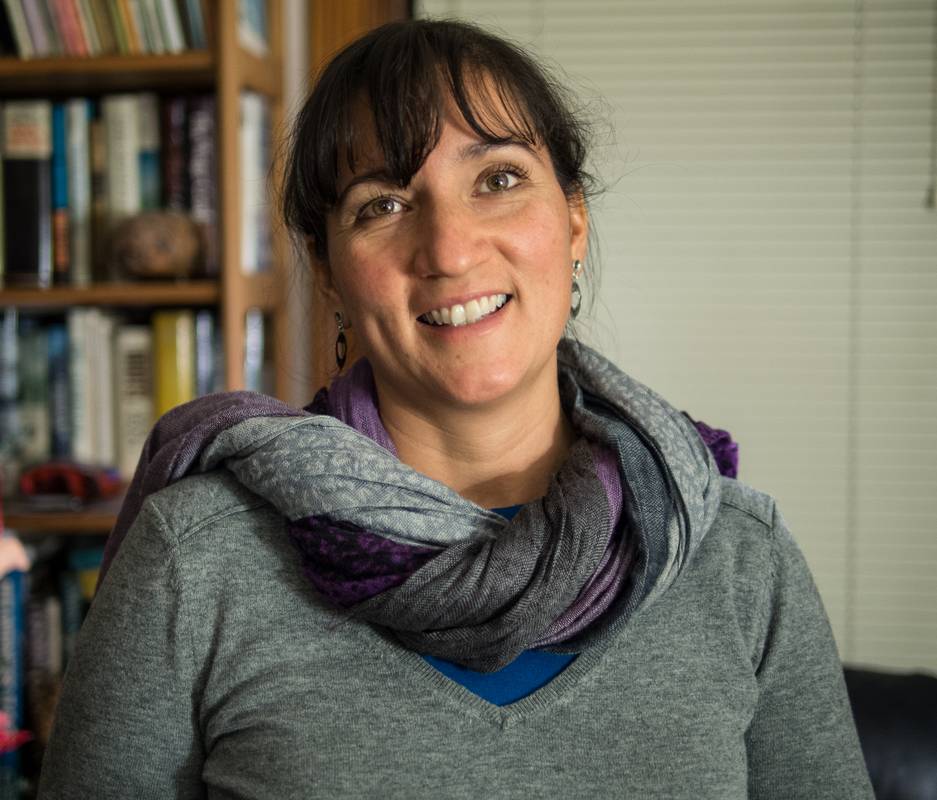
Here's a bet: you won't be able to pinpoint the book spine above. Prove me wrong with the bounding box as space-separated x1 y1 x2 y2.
63 0 90 55
16 318 50 468
194 308 214 396
66 309 94 464
75 0 100 55
116 0 141 54
113 325 153 480
123 0 146 53
37 0 64 56
2 100 52 289
21 0 51 56
103 94 141 227
140 0 163 53
156 0 182 52
91 310 117 468
66 98 92 286
46 323 70 459
137 93 161 210
89 106 108 281
237 0 268 56
50 0 79 56
51 102 71 285
106 0 129 54
0 570 27 791
243 308 265 393
152 309 195 417
0 309 19 496
161 95 188 210
187 95 216 275
182 0 203 49
88 0 116 55
1 0 34 58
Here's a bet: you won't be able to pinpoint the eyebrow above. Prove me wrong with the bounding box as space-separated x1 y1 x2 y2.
336 139 542 208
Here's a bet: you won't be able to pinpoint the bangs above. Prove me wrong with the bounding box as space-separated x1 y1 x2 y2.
284 20 589 261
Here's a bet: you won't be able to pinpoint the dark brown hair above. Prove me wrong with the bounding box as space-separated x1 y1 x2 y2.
282 18 595 262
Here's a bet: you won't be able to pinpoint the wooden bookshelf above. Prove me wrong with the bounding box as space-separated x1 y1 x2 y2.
0 52 215 94
4 500 120 534
0 281 219 308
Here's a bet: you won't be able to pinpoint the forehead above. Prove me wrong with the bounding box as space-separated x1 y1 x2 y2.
339 75 540 182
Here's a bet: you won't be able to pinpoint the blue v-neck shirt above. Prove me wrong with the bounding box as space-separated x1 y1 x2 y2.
422 505 578 706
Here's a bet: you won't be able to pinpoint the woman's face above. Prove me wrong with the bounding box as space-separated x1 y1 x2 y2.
319 101 588 417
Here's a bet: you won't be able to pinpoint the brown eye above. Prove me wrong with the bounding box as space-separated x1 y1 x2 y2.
482 169 520 193
360 196 403 220
483 171 518 192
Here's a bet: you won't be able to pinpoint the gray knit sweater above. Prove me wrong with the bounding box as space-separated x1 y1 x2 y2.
38 466 873 798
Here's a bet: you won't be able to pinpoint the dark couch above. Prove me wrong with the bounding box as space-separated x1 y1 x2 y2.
844 667 937 800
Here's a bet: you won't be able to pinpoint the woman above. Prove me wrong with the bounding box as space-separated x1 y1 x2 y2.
39 20 873 799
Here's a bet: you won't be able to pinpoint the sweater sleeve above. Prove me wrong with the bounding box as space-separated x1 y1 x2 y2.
37 500 204 800
745 506 874 800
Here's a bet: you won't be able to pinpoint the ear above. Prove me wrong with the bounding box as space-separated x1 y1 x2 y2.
306 237 342 306
567 192 589 264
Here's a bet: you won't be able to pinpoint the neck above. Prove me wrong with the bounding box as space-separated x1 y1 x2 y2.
375 372 576 509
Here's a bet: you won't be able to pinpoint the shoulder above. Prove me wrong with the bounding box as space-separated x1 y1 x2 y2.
137 469 276 545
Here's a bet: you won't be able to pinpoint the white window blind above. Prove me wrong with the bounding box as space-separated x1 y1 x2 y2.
417 0 937 671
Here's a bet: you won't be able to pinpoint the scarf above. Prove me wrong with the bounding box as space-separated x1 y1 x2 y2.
100 339 727 672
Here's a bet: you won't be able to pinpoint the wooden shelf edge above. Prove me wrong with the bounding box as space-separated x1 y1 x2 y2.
0 51 213 76
0 281 220 308
5 505 119 535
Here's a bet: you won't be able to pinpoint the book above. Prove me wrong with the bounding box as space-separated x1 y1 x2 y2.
124 0 147 53
21 0 53 57
0 5 19 56
1 0 33 58
138 0 163 53
0 569 27 795
66 309 93 465
181 0 205 49
152 309 195 417
113 325 153 480
161 95 188 211
106 0 129 54
188 95 216 275
66 98 93 286
243 308 272 394
2 100 52 288
51 103 71 285
16 318 50 470
157 0 183 51
88 0 117 55
103 94 141 228
90 309 117 468
137 93 161 210
46 323 70 460
0 310 18 497
237 0 267 56
75 0 101 55
89 106 108 280
194 308 216 396
239 91 271 275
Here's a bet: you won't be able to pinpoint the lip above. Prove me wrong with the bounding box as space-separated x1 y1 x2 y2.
416 291 512 319
420 295 512 336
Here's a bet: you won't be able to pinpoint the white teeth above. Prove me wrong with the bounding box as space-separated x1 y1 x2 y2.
464 299 481 324
420 293 509 327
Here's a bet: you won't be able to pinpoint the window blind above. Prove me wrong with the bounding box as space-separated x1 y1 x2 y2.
417 0 937 670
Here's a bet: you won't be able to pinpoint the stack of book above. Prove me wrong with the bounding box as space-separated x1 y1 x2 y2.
0 305 222 488
0 92 220 288
0 0 210 58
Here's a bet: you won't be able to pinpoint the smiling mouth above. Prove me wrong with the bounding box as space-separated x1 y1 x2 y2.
418 294 511 327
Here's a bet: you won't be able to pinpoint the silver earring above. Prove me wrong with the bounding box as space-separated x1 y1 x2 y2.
335 312 348 369
570 260 583 319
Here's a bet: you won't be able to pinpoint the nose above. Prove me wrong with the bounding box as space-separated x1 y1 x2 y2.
413 195 487 278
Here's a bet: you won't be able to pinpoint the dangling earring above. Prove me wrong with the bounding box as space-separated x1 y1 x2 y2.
334 311 348 369
570 259 583 319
